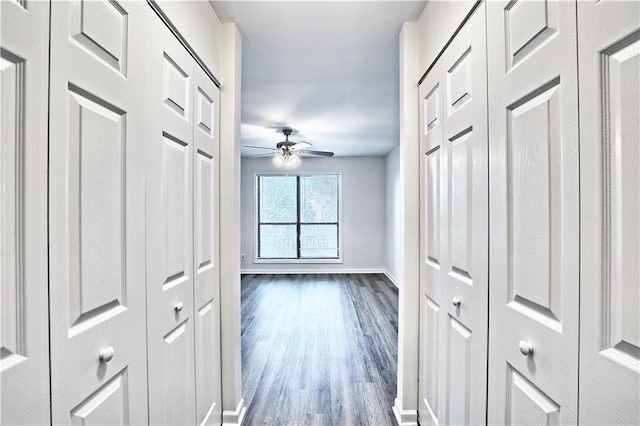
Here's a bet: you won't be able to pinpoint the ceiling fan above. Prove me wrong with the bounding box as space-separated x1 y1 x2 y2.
244 127 334 168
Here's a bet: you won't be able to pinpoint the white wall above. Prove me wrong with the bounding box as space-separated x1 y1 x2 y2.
393 22 421 425
385 146 402 287
241 157 386 273
219 23 246 425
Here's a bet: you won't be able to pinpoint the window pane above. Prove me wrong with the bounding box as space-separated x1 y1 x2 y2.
300 175 338 223
259 224 297 258
259 176 297 223
300 224 338 258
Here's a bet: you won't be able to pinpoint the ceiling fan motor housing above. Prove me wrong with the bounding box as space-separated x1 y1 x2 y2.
276 141 296 150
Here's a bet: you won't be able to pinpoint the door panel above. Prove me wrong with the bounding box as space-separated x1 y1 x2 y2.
65 86 128 337
163 134 191 285
193 64 222 426
504 0 559 72
439 7 488 424
195 300 220 425
487 0 579 423
48 1 149 423
507 80 563 331
448 129 472 279
578 1 640 423
163 320 196 424
146 15 197 425
418 5 488 425
425 149 441 265
69 0 128 75
506 366 560 426
70 369 129 425
420 296 441 424
0 1 50 423
419 57 445 426
444 316 472 426
446 48 472 116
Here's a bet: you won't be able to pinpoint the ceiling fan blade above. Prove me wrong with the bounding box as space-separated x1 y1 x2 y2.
297 150 334 157
290 141 312 151
248 153 278 159
244 145 278 151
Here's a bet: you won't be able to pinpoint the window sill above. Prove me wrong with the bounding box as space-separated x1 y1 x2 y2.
254 258 343 264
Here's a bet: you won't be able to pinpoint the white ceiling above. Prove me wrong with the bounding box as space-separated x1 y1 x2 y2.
210 1 426 157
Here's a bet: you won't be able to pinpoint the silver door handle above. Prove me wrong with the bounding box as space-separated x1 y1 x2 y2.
99 346 115 363
174 301 184 312
452 297 462 307
519 340 534 356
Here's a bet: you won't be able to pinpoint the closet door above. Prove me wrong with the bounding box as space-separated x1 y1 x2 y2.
487 1 580 423
418 56 445 426
193 65 222 425
437 6 488 424
48 1 150 423
0 1 50 423
146 15 197 425
577 1 640 424
418 5 488 424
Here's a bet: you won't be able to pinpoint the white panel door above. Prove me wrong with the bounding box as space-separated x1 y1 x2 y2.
418 4 488 425
48 1 150 423
0 1 50 424
577 1 640 424
437 6 488 425
192 64 222 426
418 54 445 426
146 15 197 425
487 0 580 423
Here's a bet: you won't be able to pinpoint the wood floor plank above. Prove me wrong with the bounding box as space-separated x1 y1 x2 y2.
241 273 399 425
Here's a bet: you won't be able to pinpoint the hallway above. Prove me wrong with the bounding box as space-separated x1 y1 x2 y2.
2 0 638 423
241 274 398 425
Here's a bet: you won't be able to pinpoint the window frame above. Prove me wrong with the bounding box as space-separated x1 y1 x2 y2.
254 172 343 264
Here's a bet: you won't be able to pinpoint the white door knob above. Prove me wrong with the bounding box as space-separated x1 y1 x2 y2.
452 297 462 307
519 340 534 356
174 301 184 312
99 346 115 363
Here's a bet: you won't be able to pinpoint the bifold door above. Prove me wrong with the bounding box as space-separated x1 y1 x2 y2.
2 1 223 424
0 1 51 423
193 61 223 426
577 1 640 423
418 39 445 426
487 0 580 423
48 1 150 423
146 14 197 424
418 4 489 425
145 13 222 425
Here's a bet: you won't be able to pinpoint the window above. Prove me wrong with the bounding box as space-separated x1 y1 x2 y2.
256 174 341 261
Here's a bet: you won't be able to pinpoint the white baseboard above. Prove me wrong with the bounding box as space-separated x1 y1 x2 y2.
240 268 385 275
384 270 400 288
392 398 418 425
222 398 247 425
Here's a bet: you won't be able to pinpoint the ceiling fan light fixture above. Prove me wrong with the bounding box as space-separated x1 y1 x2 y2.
272 154 284 167
287 153 301 168
273 151 301 169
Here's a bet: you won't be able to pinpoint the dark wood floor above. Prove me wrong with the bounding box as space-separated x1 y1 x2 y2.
241 273 399 425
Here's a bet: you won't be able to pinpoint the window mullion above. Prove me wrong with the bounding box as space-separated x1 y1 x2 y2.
296 175 301 259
